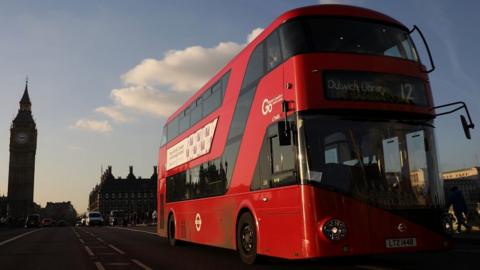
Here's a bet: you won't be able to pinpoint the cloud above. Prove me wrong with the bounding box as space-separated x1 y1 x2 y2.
96 27 263 120
70 119 112 133
109 85 188 117
122 41 243 92
95 106 133 123
67 145 85 151
247 28 264 43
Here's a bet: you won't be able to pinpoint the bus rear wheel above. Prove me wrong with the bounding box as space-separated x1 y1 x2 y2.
236 212 258 264
167 214 176 246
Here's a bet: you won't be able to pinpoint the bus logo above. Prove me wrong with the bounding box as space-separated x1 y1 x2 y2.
261 94 283 115
195 213 202 232
397 223 407 232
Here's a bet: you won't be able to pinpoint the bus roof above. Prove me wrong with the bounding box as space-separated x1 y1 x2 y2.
166 4 407 124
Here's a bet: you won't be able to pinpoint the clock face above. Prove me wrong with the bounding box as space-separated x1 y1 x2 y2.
16 132 29 144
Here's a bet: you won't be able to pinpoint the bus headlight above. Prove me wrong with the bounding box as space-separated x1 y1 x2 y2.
322 219 347 241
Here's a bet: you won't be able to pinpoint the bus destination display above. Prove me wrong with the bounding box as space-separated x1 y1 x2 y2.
323 71 428 106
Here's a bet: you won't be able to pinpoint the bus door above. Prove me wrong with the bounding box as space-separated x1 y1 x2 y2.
251 122 302 257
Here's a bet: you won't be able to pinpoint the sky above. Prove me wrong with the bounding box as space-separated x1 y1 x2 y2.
0 0 479 213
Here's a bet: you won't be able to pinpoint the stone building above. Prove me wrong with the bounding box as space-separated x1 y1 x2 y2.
41 201 77 224
89 166 157 223
442 167 480 215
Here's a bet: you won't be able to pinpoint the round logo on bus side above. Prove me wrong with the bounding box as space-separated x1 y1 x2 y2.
262 99 273 115
195 213 202 232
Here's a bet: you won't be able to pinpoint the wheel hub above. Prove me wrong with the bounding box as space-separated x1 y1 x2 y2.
241 224 254 252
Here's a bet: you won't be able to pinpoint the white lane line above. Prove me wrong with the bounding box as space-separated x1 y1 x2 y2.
85 246 94 256
0 229 42 247
132 259 153 270
79 238 85 244
108 244 125 255
94 262 106 270
108 226 158 236
96 237 105 243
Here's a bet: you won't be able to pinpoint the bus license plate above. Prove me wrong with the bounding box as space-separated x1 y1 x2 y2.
385 238 417 248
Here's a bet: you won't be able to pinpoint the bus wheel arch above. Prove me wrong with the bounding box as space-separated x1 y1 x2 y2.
236 208 259 264
167 211 177 246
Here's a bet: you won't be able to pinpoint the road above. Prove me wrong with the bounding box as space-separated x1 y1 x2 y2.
0 226 478 270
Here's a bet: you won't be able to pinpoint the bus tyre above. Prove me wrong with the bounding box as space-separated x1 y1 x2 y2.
167 215 176 246
237 212 258 264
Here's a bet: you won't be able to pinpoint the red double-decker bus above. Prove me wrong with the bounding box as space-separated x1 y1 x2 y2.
157 5 474 263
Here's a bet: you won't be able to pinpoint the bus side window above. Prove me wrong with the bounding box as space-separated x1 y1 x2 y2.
167 117 179 142
252 131 273 190
190 98 203 125
160 127 167 146
266 31 282 71
203 82 222 117
242 43 265 89
179 110 190 133
251 124 296 190
270 132 296 187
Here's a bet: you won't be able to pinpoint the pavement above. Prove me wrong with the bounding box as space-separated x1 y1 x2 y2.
453 231 480 244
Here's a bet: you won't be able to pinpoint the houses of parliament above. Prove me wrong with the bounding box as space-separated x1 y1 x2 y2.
0 81 38 223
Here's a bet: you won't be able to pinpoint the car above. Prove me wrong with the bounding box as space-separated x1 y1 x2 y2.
109 210 127 226
86 211 104 226
41 218 54 227
0 216 8 226
25 214 41 228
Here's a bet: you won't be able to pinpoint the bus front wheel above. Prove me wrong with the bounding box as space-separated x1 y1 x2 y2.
167 214 176 246
236 212 258 264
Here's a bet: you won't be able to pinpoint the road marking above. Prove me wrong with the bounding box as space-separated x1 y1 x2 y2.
79 238 85 244
132 259 153 270
85 246 94 256
108 226 158 236
108 244 125 255
96 237 105 243
0 229 41 247
106 263 131 266
94 262 105 270
71 228 81 239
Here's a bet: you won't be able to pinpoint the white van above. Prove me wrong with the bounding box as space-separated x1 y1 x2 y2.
86 211 104 226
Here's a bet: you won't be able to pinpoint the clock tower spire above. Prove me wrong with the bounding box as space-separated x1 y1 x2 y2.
7 80 38 223
20 77 32 111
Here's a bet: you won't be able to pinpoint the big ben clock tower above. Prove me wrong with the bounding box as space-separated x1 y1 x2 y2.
7 81 37 221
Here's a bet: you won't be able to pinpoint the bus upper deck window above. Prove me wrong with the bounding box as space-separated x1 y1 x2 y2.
266 31 282 71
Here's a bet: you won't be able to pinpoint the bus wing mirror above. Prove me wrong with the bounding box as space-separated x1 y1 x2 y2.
461 115 472 140
433 101 474 140
278 121 291 146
